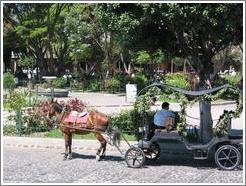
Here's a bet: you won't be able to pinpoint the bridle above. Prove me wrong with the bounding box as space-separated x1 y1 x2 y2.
49 102 68 127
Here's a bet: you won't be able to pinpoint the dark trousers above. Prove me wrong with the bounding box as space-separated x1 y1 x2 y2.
154 125 166 130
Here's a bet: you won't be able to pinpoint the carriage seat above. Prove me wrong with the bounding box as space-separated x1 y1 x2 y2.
154 129 181 140
154 116 176 133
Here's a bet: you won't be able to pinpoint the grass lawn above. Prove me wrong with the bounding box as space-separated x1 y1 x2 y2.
3 125 136 141
44 129 137 141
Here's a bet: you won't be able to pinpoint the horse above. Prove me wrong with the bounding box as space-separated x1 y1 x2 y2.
46 99 121 161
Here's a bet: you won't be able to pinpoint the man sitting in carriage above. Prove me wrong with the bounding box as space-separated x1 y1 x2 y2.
153 102 177 131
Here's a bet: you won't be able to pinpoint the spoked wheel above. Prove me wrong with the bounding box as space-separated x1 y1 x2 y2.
125 147 145 168
215 145 241 170
144 143 160 161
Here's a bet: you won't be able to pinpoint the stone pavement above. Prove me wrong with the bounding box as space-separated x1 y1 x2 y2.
3 146 243 183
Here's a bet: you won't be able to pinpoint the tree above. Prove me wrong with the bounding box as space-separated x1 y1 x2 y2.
64 4 141 79
3 4 26 72
9 3 68 77
135 3 243 82
63 4 101 76
4 3 243 85
168 4 242 81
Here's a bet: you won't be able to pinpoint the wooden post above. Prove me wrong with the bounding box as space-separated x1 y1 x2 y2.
171 59 173 74
199 101 213 144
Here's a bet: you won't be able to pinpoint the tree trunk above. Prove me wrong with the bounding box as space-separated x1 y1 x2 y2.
171 59 174 74
183 59 186 73
36 50 46 79
198 57 213 87
74 58 78 75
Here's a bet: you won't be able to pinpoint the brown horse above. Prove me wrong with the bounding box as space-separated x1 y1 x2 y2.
47 99 120 161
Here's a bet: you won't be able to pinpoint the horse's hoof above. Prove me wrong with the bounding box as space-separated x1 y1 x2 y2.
100 155 105 160
63 154 68 160
96 155 101 161
68 154 72 160
63 157 67 161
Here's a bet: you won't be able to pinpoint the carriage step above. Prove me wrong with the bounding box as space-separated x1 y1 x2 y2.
193 149 208 160
193 157 208 160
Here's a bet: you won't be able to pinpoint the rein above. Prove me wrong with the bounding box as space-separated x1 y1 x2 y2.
55 107 67 124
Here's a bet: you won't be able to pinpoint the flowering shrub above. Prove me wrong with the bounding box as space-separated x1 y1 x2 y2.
66 98 87 112
26 98 87 126
4 97 88 136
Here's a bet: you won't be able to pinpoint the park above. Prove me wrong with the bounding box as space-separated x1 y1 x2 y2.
2 2 244 184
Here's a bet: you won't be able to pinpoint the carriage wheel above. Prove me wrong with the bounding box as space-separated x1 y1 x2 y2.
215 145 241 170
125 147 145 168
145 143 160 161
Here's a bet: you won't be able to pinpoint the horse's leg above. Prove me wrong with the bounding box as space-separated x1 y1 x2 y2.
63 133 69 160
95 133 107 161
67 134 73 160
99 140 107 159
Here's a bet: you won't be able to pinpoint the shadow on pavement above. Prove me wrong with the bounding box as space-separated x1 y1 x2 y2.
145 157 243 171
71 152 124 162
145 157 217 170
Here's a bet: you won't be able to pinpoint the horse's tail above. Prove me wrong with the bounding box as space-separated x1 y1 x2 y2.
111 127 121 147
106 120 121 147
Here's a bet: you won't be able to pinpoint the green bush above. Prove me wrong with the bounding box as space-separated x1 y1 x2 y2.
4 90 27 111
3 125 17 135
135 50 151 64
51 77 67 88
110 108 155 139
110 73 133 91
131 72 149 90
164 73 190 90
223 73 242 86
110 109 136 134
3 72 16 90
87 78 101 91
40 82 49 89
70 80 84 90
3 123 50 136
104 77 121 92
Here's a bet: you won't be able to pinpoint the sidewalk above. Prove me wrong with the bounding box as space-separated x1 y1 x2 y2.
65 91 237 107
3 136 136 153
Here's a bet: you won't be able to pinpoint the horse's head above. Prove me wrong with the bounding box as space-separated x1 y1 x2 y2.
47 99 63 119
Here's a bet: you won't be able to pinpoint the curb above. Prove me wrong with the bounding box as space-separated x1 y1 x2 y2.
3 143 122 152
3 136 135 152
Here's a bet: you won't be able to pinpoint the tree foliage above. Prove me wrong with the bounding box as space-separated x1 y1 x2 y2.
3 3 243 81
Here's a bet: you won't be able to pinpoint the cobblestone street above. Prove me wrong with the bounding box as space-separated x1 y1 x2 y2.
3 146 244 184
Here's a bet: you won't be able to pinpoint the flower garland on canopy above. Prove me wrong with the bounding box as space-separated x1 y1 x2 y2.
134 86 243 137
